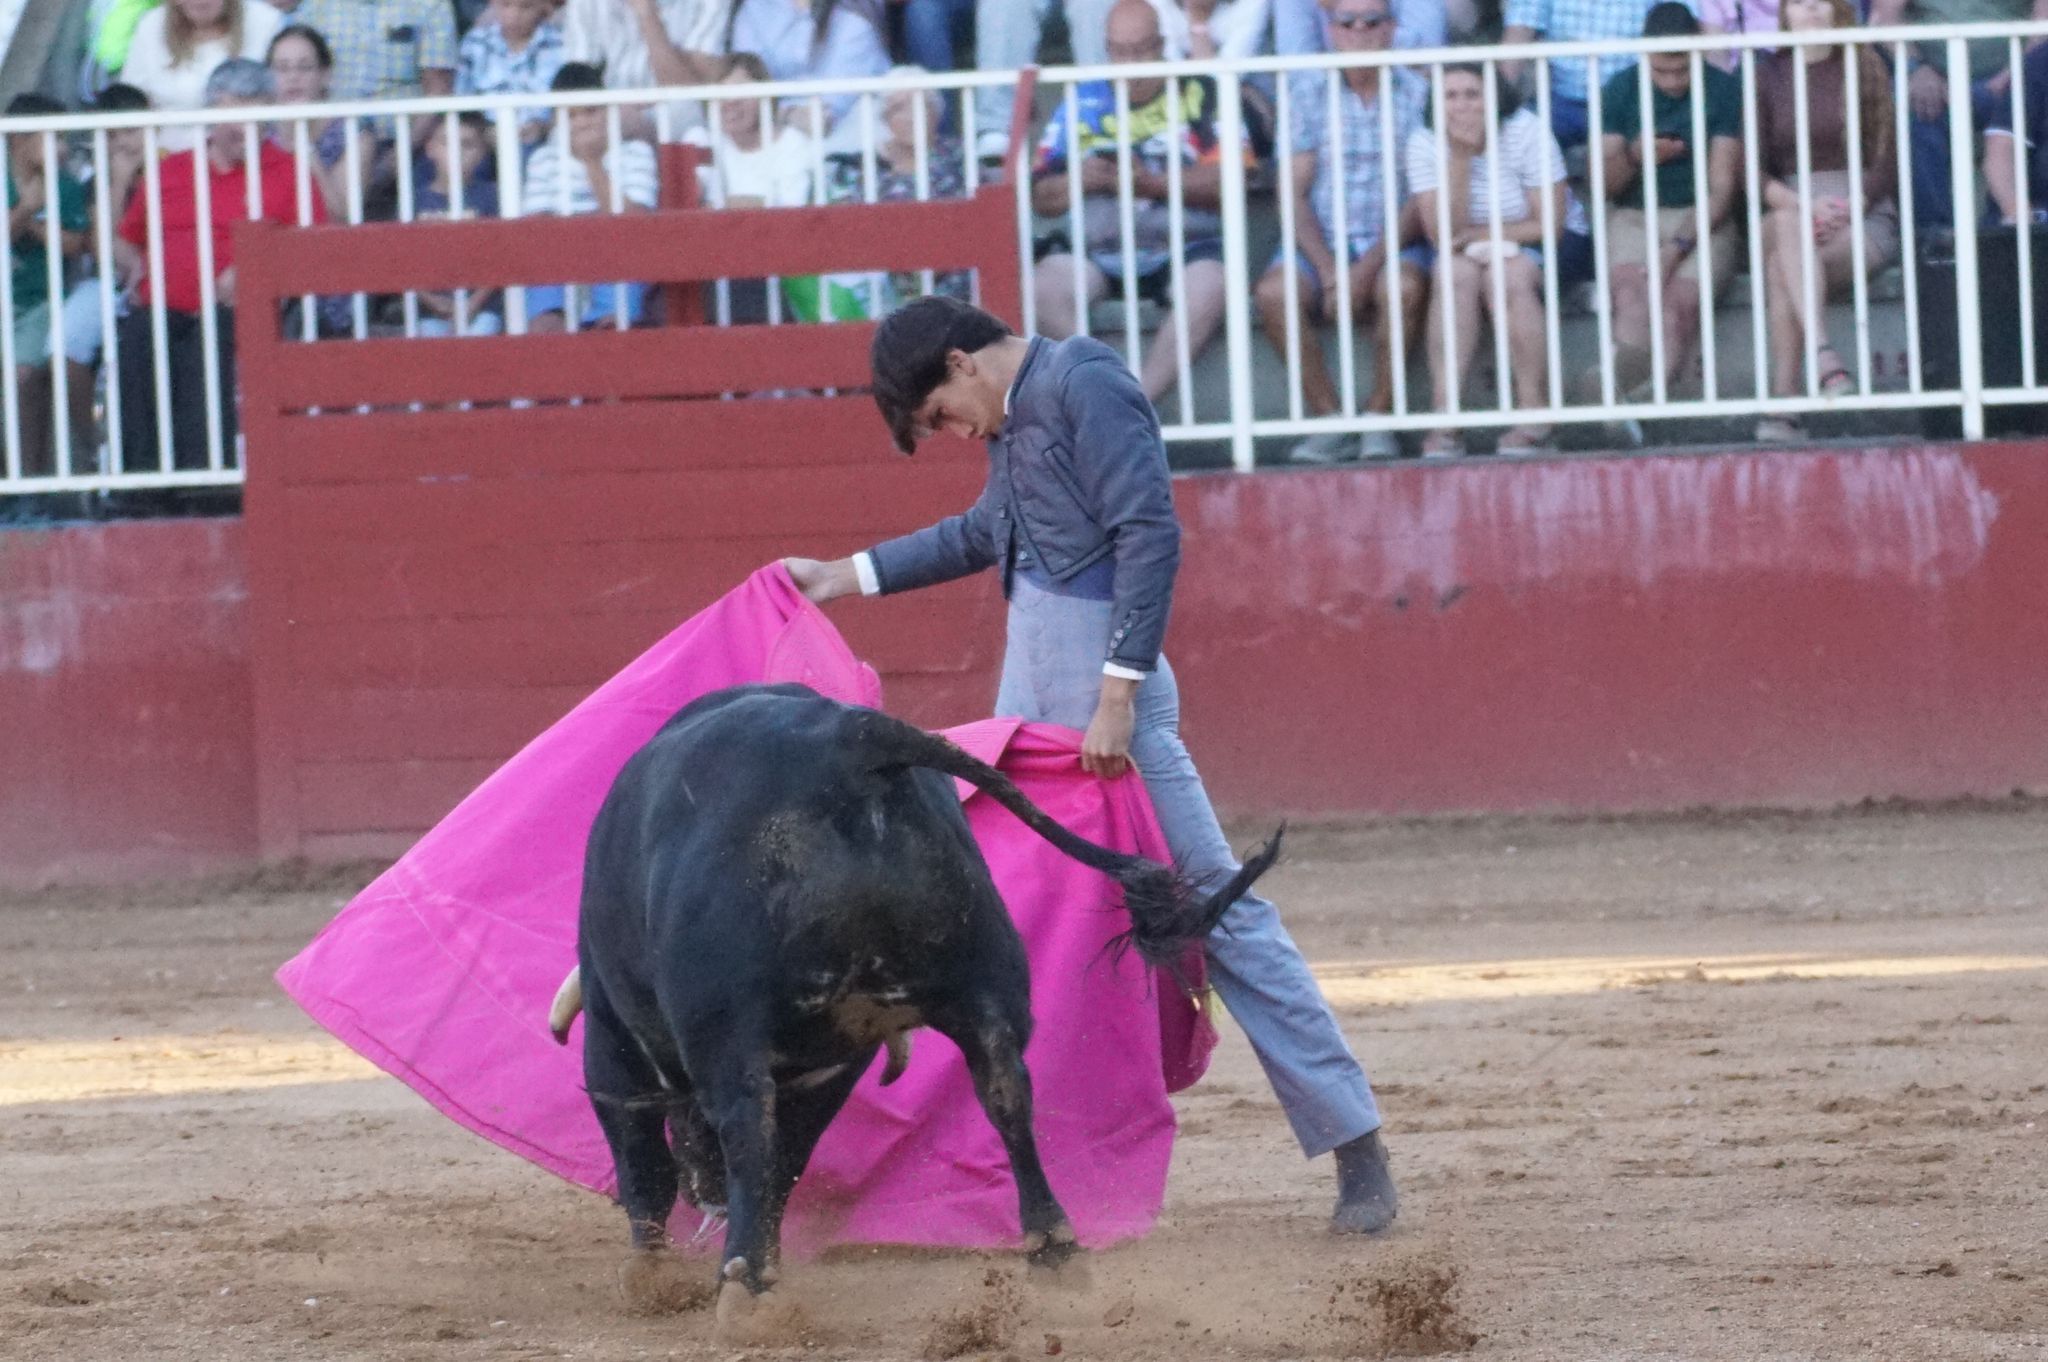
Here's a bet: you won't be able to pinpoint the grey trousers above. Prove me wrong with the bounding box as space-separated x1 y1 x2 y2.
995 579 1382 1157
972 0 1117 149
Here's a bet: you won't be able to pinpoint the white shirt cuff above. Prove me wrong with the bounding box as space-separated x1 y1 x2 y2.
1102 661 1147 681
852 552 881 596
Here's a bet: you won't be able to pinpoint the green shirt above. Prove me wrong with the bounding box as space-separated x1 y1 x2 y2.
1599 64 1742 211
7 168 89 313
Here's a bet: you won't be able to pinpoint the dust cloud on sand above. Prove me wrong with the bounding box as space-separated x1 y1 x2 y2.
3 801 2045 1360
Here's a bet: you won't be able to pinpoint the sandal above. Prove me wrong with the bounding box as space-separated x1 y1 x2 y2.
1755 415 1806 443
1421 430 1465 459
1495 424 1555 456
1815 345 1854 398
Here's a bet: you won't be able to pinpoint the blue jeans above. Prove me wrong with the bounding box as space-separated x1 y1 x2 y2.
522 281 648 327
994 577 1383 1158
1909 77 2008 230
904 0 975 70
1549 95 1591 151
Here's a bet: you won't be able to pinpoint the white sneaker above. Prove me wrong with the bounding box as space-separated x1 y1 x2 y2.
1359 429 1400 460
975 128 1009 163
1288 431 1355 464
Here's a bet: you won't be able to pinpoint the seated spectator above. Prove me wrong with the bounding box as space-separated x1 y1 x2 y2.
1589 2 1742 401
690 53 816 208
1698 0 1779 67
559 0 729 142
1984 34 2048 224
1753 0 1898 440
1158 0 1278 59
413 112 504 336
1866 0 2038 230
726 0 891 153
114 59 328 472
519 62 659 333
57 84 154 469
5 96 92 477
1031 0 1246 405
904 0 976 75
825 73 973 301
292 0 455 119
1252 0 1428 462
457 0 568 143
268 24 380 220
974 0 1115 161
1502 0 1669 150
1407 64 1595 457
1272 0 1477 55
119 0 283 150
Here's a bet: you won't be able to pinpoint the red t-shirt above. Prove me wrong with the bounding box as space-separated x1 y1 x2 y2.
119 141 327 313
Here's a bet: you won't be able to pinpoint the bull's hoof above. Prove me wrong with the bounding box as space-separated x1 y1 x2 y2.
619 1249 713 1316
1023 1226 1089 1290
714 1280 809 1346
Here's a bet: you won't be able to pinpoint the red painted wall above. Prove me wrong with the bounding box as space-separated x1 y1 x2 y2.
5 440 2046 882
0 519 256 883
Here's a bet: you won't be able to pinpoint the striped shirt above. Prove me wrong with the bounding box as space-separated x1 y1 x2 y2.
518 140 661 216
561 0 730 135
1403 108 1593 237
1501 0 1684 100
1287 67 1428 255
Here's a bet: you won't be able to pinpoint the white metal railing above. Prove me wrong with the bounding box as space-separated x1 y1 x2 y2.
1 21 2046 497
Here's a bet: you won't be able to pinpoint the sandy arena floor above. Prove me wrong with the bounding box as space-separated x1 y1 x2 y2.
3 803 2045 1361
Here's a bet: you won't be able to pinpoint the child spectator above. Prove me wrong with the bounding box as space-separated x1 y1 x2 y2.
414 112 505 336
457 0 568 144
57 83 154 469
6 95 92 477
689 52 816 209
519 61 658 332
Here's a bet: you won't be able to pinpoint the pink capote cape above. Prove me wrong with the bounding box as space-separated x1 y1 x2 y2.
277 564 1216 1254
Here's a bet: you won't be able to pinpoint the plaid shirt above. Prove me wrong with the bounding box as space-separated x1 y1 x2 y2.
295 0 459 100
1287 68 1427 255
456 17 567 120
1502 0 1677 100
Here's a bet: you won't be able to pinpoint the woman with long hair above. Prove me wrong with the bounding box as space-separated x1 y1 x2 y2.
1752 0 1898 441
1407 63 1594 457
265 24 374 222
119 0 282 147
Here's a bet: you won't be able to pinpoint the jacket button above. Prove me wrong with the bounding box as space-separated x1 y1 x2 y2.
997 508 1008 518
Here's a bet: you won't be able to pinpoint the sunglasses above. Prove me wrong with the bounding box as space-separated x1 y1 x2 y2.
1331 13 1394 29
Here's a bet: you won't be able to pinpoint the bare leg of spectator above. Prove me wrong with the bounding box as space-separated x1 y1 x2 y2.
1605 264 1653 396
1365 255 1426 415
1254 262 1343 415
1493 256 1552 449
1140 258 1226 403
1031 253 1108 341
65 362 96 471
1658 276 1701 396
1763 206 1806 398
528 312 567 335
1424 255 1484 453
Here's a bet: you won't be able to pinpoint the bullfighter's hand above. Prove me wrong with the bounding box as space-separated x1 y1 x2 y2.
1081 679 1138 779
783 556 858 604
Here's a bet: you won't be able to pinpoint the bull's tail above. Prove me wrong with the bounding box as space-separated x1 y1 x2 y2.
852 710 1282 975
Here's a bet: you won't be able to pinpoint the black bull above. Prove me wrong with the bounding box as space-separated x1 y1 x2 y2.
557 683 1279 1306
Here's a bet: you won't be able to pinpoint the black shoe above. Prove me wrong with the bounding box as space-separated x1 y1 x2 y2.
1331 1129 1398 1235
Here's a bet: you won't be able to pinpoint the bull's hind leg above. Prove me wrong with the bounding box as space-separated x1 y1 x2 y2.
931 1001 1081 1273
582 988 701 1313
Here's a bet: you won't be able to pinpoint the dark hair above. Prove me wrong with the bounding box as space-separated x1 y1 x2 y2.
268 22 334 68
440 109 491 135
1642 1 1701 37
1421 62 1525 129
726 50 772 83
93 82 151 113
551 61 605 93
870 296 1012 454
6 93 65 118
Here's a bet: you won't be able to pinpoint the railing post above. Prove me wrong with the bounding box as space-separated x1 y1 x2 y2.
1216 71 1256 472
1946 37 1985 439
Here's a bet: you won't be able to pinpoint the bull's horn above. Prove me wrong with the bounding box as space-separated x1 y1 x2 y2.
548 966 584 1045
880 1030 912 1085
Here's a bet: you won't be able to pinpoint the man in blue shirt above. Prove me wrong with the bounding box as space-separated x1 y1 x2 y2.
786 296 1400 1235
